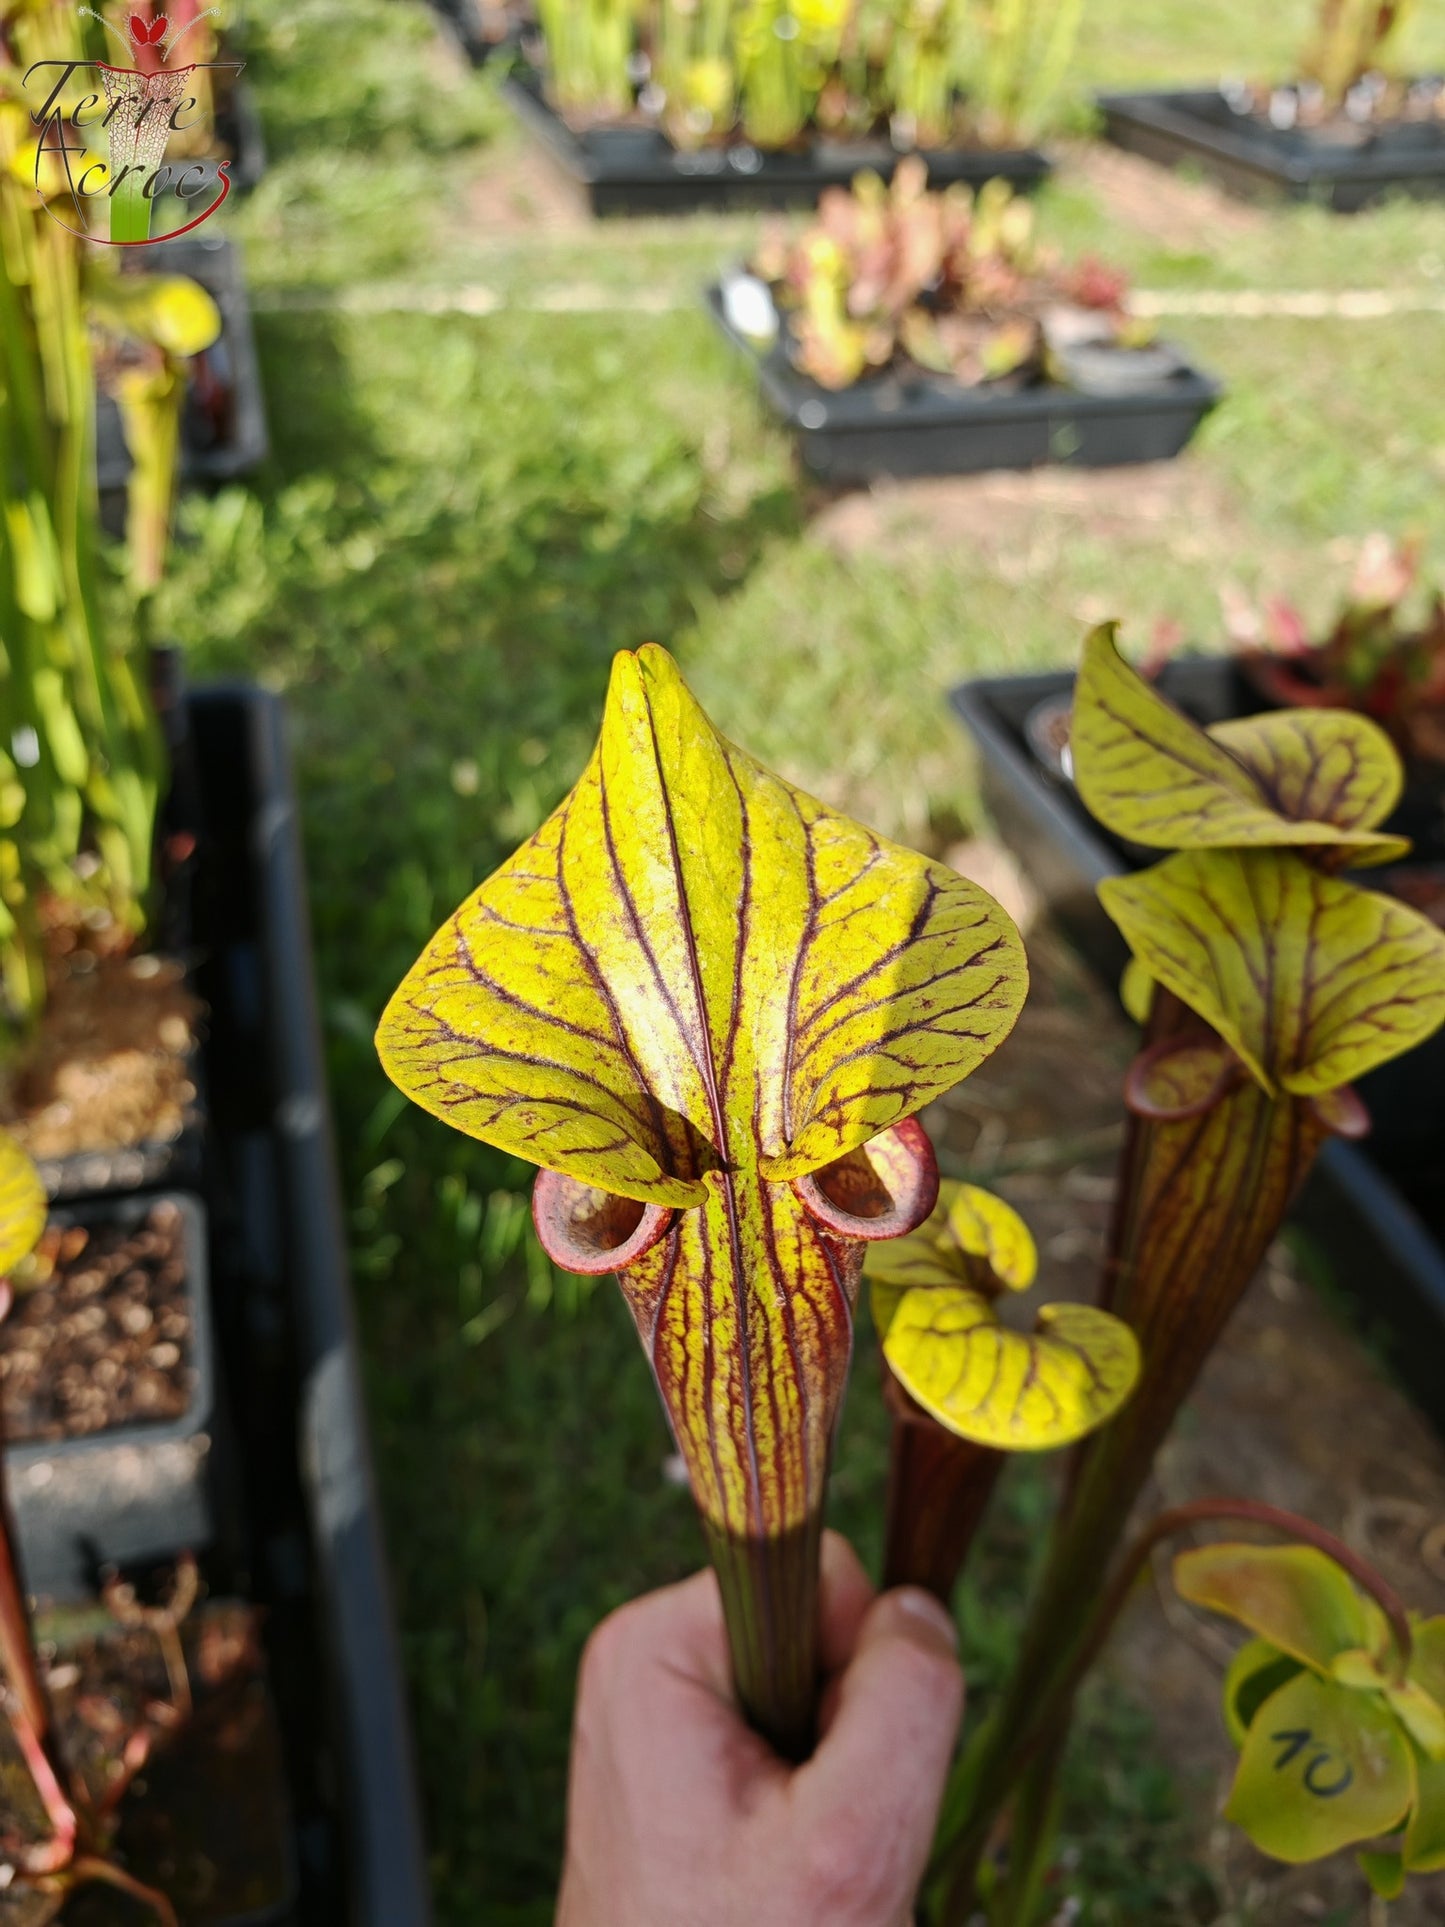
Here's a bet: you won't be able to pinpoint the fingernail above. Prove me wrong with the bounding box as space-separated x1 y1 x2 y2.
890 1587 959 1651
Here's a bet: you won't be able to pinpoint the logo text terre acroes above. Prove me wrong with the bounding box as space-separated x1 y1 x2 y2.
23 8 240 244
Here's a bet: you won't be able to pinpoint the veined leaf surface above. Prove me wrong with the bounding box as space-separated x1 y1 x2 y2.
881 1291 1140 1451
865 1182 1138 1452
1209 713 1407 865
868 1181 1037 1306
1175 1543 1388 1675
1226 1669 1414 1863
378 646 1026 1206
0 1133 45 1278
1073 628 1408 863
1100 849 1445 1097
380 648 1026 1552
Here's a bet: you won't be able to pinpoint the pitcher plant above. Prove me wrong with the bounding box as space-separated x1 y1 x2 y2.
925 626 1445 1917
378 643 1027 1754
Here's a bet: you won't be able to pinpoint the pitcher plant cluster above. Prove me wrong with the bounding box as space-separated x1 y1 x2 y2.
743 162 1150 390
0 0 215 1031
532 0 1085 149
1221 533 1445 769
378 635 1445 1910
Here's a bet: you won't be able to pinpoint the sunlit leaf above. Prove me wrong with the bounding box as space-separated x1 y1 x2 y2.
87 274 223 359
945 1184 1037 1292
1224 1638 1305 1749
1100 849 1445 1097
1175 1544 1389 1675
379 646 1026 1208
0 1134 46 1280
868 1179 1035 1287
880 1289 1139 1452
1073 627 1409 863
1209 713 1408 866
866 1180 1036 1334
1225 1669 1414 1863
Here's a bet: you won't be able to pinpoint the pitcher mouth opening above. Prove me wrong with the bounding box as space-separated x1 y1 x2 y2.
531 1170 675 1274
793 1117 939 1243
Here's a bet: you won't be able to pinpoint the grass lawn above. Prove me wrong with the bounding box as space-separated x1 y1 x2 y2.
157 2 1445 1917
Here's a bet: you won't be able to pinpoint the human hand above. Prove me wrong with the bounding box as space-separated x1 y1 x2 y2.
557 1531 964 1927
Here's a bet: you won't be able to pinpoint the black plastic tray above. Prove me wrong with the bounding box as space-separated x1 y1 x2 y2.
429 0 514 66
6 1192 218 1599
97 234 269 499
951 661 1445 1427
504 66 1050 216
1098 87 1445 211
218 76 269 194
188 685 431 1926
708 284 1222 483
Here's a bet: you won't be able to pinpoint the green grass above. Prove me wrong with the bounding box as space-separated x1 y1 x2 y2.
161 1 1445 1917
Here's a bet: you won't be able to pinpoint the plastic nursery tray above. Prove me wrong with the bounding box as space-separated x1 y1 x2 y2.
949 661 1445 1429
6 1191 219 1599
503 66 1050 216
428 0 515 66
218 77 269 194
1097 87 1445 211
97 233 269 500
187 685 431 1924
707 284 1222 484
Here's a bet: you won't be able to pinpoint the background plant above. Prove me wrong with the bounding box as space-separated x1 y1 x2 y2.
753 163 1140 389
924 629 1445 1920
534 0 641 118
651 0 737 146
1303 0 1417 108
1224 534 1445 768
0 0 168 1028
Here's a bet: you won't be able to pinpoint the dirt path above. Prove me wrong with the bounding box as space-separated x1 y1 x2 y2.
925 887 1445 1923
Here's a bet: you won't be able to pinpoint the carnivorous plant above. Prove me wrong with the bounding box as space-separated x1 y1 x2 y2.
377 643 1028 1755
924 626 1445 1918
866 1180 1139 1602
752 163 1146 391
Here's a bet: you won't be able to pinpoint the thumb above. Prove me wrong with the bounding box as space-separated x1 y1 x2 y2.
792 1589 964 1917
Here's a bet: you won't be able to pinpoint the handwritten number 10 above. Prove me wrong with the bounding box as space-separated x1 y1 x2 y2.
1270 1728 1354 1798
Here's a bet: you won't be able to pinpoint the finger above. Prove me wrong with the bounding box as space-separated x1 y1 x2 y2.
818 1530 876 1676
794 1588 964 1907
596 1563 735 1703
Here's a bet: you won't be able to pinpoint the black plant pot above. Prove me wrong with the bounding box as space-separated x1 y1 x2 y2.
1098 85 1445 211
951 660 1445 1429
97 234 269 514
503 65 1051 217
708 283 1222 484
